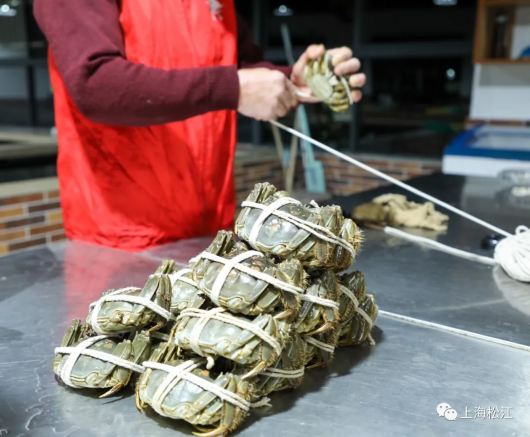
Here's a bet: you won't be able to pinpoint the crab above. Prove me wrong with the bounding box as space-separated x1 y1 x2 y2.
302 329 338 369
337 271 378 346
250 333 305 397
53 318 152 398
235 183 362 271
136 341 255 437
293 270 340 337
173 307 290 379
304 51 353 113
169 267 206 315
86 260 174 334
192 230 305 318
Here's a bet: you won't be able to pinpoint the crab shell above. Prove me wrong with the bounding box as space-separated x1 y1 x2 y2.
53 319 152 398
304 51 353 113
337 270 367 323
86 260 174 334
173 312 290 379
136 343 254 437
339 294 378 347
235 183 362 271
337 271 378 346
293 271 340 336
194 233 304 317
302 328 339 369
251 333 305 397
170 268 206 315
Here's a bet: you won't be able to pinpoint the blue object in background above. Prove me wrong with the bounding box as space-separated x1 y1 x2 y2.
519 46 530 59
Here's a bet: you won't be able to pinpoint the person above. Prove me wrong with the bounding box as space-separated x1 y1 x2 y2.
34 0 366 252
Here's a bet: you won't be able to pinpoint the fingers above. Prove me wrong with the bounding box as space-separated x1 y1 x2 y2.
305 44 326 61
328 46 353 66
334 57 361 77
351 90 362 103
349 73 366 89
286 79 299 107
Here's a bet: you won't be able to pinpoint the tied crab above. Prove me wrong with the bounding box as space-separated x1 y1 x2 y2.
173 307 290 378
337 271 378 346
169 267 206 315
293 270 341 337
193 230 305 318
53 318 151 398
136 342 256 437
235 183 362 271
86 260 174 334
302 328 338 369
250 333 305 397
304 51 353 113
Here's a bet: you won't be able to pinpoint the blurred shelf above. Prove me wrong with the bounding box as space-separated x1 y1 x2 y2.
355 41 473 59
484 0 530 5
476 58 530 64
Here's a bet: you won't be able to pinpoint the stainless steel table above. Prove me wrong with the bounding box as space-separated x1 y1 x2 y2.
1 175 530 436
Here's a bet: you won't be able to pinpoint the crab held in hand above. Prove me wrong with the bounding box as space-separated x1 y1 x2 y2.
304 51 353 113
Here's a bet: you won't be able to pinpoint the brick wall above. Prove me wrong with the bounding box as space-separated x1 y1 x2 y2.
0 189 65 255
318 152 441 196
0 151 440 256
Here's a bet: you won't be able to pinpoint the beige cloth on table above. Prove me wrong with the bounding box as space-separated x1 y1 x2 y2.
352 193 449 232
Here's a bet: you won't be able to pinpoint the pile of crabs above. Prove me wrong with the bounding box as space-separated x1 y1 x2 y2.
53 182 378 436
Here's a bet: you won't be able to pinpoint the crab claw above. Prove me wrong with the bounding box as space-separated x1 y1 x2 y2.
100 382 124 398
192 425 229 437
242 361 268 380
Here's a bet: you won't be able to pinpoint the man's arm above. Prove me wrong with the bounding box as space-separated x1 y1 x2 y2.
236 14 293 78
34 0 240 127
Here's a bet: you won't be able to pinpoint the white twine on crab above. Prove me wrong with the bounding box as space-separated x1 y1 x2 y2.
146 359 270 415
89 280 174 335
168 268 199 288
56 335 145 388
303 335 335 354
338 285 374 329
198 251 340 310
261 367 305 379
176 308 283 372
243 197 356 258
269 120 530 284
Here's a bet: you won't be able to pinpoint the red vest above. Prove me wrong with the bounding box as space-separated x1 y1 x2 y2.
49 0 238 252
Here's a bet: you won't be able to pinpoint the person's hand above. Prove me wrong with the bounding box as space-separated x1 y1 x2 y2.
237 68 297 121
291 44 366 104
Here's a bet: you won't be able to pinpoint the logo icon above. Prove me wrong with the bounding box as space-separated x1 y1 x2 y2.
437 403 457 421
444 408 458 421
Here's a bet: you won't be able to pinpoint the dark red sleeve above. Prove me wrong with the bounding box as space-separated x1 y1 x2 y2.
33 0 240 127
236 14 293 78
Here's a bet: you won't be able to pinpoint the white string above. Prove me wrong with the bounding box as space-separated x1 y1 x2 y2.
261 367 305 378
303 335 335 354
198 251 339 310
189 307 225 369
177 308 283 358
145 360 253 413
168 269 198 288
383 226 497 266
55 336 145 388
89 284 174 335
243 198 355 257
210 252 259 306
269 120 511 238
268 120 530 283
494 226 530 282
338 285 374 328
379 310 530 353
